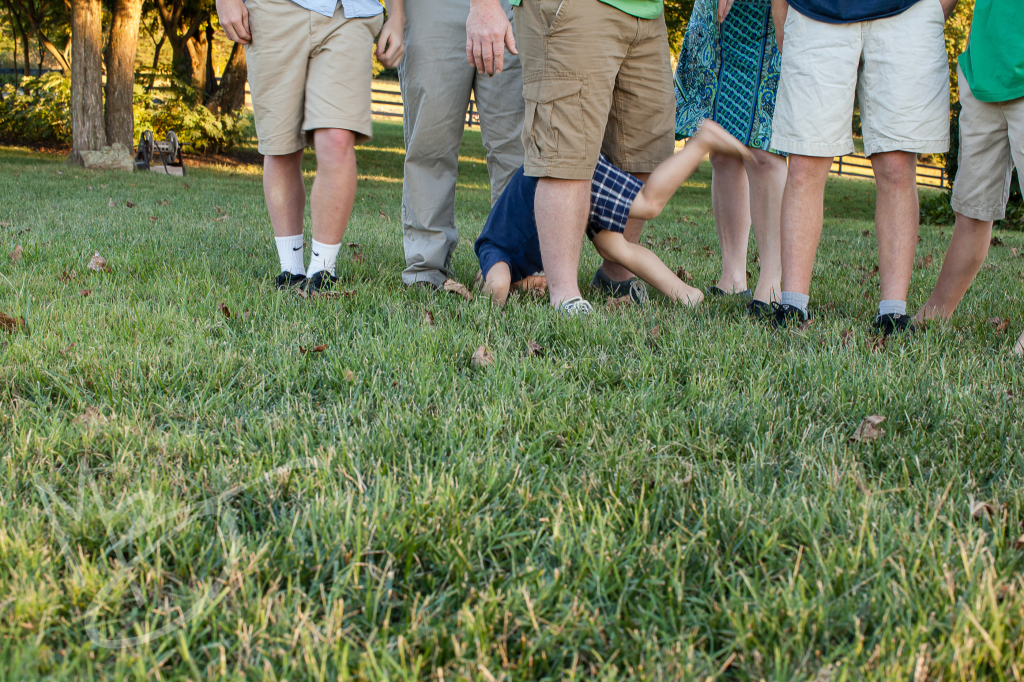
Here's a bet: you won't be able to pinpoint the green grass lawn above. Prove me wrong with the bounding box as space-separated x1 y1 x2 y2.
1 121 1023 681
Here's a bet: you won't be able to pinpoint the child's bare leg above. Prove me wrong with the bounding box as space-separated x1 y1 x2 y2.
512 274 548 296
592 231 704 306
914 212 993 323
630 120 754 221
483 262 513 306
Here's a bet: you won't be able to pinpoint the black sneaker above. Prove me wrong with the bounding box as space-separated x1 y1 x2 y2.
275 271 306 290
592 268 637 298
748 299 773 320
706 286 753 300
874 312 915 337
302 271 338 294
771 302 807 328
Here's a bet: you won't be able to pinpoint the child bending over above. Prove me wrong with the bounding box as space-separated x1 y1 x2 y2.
474 120 753 308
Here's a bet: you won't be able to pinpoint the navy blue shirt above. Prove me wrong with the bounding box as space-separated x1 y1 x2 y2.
788 0 920 23
474 168 545 283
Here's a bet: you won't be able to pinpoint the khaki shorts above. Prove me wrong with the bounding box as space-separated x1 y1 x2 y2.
770 0 949 158
513 0 675 180
245 0 383 155
951 65 1024 222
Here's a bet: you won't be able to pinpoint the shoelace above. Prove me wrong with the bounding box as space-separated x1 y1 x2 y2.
559 297 594 316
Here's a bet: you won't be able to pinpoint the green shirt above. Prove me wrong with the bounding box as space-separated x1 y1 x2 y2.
958 0 1024 103
508 0 664 21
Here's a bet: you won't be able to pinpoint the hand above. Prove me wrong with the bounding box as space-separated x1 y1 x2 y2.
717 0 735 23
377 12 406 68
771 0 788 52
217 0 251 45
466 0 517 76
940 0 959 19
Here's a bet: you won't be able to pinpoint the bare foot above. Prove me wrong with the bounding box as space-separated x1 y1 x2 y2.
695 120 754 164
1015 328 1024 357
674 283 705 307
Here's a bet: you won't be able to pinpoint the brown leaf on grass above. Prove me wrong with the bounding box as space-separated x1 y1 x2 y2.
346 242 359 249
75 406 108 426
675 267 694 282
343 369 356 382
156 199 169 207
472 345 494 367
78 289 91 298
915 254 933 269
969 498 1002 520
107 198 116 208
149 216 158 222
58 342 75 356
0 313 26 333
0 221 11 228
9 244 22 262
352 252 365 263
606 295 632 311
850 415 886 443
867 335 888 353
862 230 871 238
299 344 327 355
87 252 110 272
858 265 879 284
991 236 1005 247
379 210 391 222
183 181 191 189
989 317 1011 335
650 325 661 341
60 272 77 286
217 302 231 319
422 308 435 327
125 200 135 208
1013 247 1020 257
213 214 231 222
241 310 252 321
840 328 854 348
443 278 473 301
215 205 225 215
797 319 815 332
472 269 485 291
526 340 545 357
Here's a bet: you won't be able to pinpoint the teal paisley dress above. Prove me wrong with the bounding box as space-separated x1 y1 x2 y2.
674 0 784 154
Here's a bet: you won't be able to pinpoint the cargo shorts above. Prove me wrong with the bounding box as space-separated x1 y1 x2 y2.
513 0 676 180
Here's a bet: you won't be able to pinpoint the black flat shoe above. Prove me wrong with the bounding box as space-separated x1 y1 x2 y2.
302 271 338 294
747 299 773 320
275 272 307 290
706 286 752 299
771 302 807 329
874 312 915 337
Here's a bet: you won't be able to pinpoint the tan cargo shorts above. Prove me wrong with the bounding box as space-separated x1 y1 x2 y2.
513 0 675 180
770 0 949 158
951 65 1024 222
245 0 383 155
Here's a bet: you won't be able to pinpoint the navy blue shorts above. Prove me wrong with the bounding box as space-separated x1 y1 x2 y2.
586 154 645 240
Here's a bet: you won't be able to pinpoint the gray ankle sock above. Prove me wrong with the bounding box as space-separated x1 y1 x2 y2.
877 299 907 318
780 291 809 315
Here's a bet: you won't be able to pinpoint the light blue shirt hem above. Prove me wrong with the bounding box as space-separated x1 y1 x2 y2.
294 0 383 19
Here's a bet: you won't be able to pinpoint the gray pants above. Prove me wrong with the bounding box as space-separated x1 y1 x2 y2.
399 0 525 287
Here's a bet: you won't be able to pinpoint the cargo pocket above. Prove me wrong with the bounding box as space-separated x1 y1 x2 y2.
522 74 586 161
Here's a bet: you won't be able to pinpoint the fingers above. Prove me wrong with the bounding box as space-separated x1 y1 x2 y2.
489 41 503 76
472 41 486 75
378 32 405 68
482 40 495 76
224 20 251 45
504 23 518 56
240 4 251 42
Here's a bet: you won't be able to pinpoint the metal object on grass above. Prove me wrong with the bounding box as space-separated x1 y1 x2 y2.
135 131 186 176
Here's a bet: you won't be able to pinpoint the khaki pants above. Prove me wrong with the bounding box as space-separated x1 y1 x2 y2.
399 0 526 287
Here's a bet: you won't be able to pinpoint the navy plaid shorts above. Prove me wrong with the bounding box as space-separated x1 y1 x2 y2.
586 154 645 240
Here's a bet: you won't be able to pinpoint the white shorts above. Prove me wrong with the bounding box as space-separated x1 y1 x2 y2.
950 65 1024 222
770 0 950 158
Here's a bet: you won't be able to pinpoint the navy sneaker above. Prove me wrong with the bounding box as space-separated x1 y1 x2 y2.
302 271 338 294
275 272 306 290
706 286 752 300
874 312 915 337
771 302 807 329
747 299 773 320
592 268 636 297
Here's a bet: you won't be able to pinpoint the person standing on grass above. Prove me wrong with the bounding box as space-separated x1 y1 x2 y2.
768 0 958 335
914 0 1024 354
399 0 525 290
675 0 787 318
470 0 677 315
216 0 406 292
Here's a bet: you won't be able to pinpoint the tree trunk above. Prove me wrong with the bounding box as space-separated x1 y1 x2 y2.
20 23 30 76
184 23 209 93
209 41 246 114
153 0 207 88
105 0 144 149
69 0 106 165
147 34 164 91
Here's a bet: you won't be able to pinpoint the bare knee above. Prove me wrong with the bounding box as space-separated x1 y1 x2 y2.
483 263 512 305
746 148 787 174
313 129 357 166
786 155 832 188
871 151 917 188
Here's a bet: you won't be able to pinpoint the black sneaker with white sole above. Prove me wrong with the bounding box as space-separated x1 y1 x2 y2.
302 271 338 294
771 302 807 328
275 272 306 290
874 312 915 337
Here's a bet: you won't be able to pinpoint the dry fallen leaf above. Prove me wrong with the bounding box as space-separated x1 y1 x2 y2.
867 335 888 353
379 210 391 222
443 279 473 301
78 289 91 298
472 345 494 367
346 242 359 249
58 342 75 356
850 415 886 443
606 295 632 311
125 200 135 208
650 325 661 341
969 498 1001 520
675 267 694 282
299 344 327 355
526 340 545 357
9 244 22 263
352 252 365 263
915 254 933 269
343 369 356 382
87 252 109 272
0 313 26 333
422 308 435 327
59 270 77 281
862 230 871 238
989 317 1011 335
183 181 191 189
75 406 108 426
840 328 854 347
107 198 116 208
0 221 11 227
1013 247 1020 258
215 206 225 215
217 302 231 319
858 265 879 285
214 214 231 222
798 319 815 332
241 310 252 321
148 216 158 222
472 269 485 291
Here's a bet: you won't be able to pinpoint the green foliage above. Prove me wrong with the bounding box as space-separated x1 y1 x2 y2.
944 0 974 104
664 0 696 52
0 73 71 145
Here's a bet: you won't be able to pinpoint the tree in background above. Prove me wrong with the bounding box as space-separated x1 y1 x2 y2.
5 0 70 73
105 0 145 148
68 0 105 162
663 0 695 53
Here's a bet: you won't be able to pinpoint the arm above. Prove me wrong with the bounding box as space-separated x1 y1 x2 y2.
216 0 250 44
377 0 406 68
467 0 517 76
940 0 958 19
771 0 788 52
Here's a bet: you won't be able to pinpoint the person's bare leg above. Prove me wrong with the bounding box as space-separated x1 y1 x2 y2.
599 172 650 283
871 151 919 303
915 212 993 322
711 152 752 293
263 150 306 238
780 154 833 295
535 178 590 307
592 231 703 305
310 128 358 245
483 261 512 306
744 148 787 303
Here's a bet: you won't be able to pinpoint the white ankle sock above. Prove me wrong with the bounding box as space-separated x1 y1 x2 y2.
307 239 341 278
275 235 305 276
780 291 809 315
878 299 907 318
